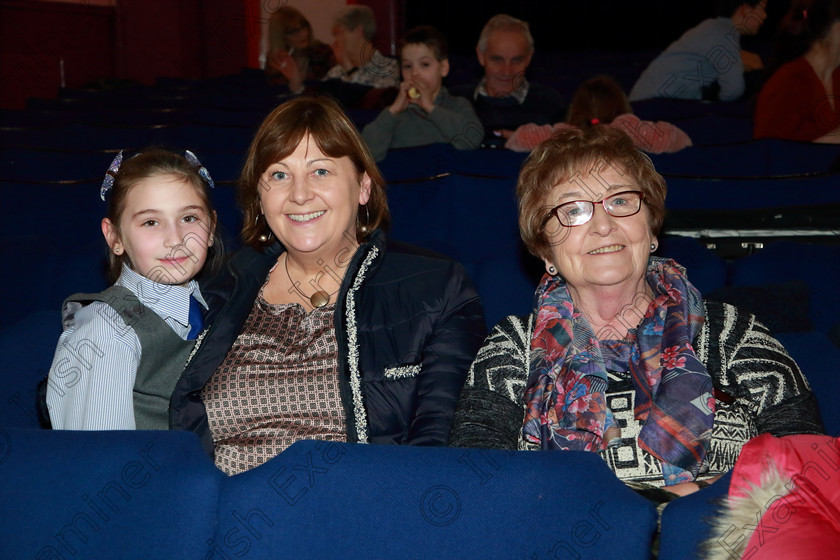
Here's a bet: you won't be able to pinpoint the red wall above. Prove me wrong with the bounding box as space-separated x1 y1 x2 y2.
0 0 114 109
0 0 249 110
0 0 403 110
359 0 404 57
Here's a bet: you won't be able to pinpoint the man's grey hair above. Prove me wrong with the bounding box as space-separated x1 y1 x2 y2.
334 5 377 42
477 14 534 53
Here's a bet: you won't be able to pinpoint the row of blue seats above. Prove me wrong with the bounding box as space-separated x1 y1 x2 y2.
5 428 725 560
0 122 260 154
3 172 839 435
0 57 795 150
6 166 839 325
2 139 838 186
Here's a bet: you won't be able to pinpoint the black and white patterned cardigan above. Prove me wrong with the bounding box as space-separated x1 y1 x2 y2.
450 301 824 485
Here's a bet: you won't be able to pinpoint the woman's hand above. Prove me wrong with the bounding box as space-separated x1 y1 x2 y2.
268 49 304 92
664 474 723 497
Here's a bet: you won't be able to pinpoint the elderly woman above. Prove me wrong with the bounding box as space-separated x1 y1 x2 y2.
450 126 823 495
265 6 336 92
323 5 400 89
170 96 486 475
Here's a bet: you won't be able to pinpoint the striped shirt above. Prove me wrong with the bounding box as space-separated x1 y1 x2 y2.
323 49 400 89
474 76 530 105
45 264 207 430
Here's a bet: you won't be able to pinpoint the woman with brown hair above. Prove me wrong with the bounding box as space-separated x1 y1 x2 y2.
451 126 821 495
170 96 486 475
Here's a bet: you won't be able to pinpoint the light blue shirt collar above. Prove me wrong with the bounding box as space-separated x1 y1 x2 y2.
116 264 206 328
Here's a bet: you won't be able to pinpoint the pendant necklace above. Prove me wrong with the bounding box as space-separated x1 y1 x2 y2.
284 254 330 308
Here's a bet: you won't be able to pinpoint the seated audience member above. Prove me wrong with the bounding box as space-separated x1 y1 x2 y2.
450 126 823 497
169 96 487 475
450 14 565 147
362 26 483 162
754 0 840 142
323 5 400 90
265 6 336 92
505 75 692 154
629 0 768 102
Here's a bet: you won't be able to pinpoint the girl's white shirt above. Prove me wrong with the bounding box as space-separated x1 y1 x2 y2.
45 264 207 430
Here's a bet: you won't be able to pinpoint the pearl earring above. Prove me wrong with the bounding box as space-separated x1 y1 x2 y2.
547 265 557 275
650 243 657 251
256 213 273 243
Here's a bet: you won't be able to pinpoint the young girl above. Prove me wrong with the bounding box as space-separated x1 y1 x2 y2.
45 148 221 430
505 75 692 154
361 25 484 162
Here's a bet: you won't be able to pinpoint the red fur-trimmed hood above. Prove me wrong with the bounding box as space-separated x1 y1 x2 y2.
702 434 840 560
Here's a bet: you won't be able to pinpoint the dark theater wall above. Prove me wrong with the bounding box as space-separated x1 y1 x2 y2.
0 0 114 109
0 0 248 110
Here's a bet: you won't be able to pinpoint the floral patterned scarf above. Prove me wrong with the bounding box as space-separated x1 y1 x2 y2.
522 257 715 471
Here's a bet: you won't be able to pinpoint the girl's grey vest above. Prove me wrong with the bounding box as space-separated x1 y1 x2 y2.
59 285 196 429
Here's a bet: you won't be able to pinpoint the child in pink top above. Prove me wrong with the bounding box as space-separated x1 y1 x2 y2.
505 76 692 154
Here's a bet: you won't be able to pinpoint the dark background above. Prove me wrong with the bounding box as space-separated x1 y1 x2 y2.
404 1 787 54
0 0 794 110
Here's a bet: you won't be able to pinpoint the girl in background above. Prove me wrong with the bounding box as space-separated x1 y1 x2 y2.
505 75 692 154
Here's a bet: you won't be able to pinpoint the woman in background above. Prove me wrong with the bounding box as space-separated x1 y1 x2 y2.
265 6 335 93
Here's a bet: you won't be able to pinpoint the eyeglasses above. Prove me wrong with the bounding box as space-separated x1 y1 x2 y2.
543 190 645 228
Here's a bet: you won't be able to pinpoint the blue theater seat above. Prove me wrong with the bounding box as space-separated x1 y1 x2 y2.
658 471 733 560
0 148 112 182
728 241 840 335
472 239 542 328
776 332 840 436
668 114 753 146
0 429 223 559
0 311 61 429
650 139 840 178
656 235 728 296
1 236 107 329
379 143 526 183
664 173 840 212
215 440 658 560
167 124 257 155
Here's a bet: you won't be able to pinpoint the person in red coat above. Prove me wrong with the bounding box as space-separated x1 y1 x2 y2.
754 0 840 142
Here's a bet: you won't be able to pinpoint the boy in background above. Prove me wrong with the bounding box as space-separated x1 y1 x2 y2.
362 26 483 162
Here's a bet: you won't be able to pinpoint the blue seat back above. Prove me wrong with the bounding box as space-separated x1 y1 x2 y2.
215 440 658 560
0 429 223 559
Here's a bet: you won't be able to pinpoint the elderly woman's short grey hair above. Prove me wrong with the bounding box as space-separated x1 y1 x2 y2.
517 126 667 261
334 5 377 42
477 14 534 54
